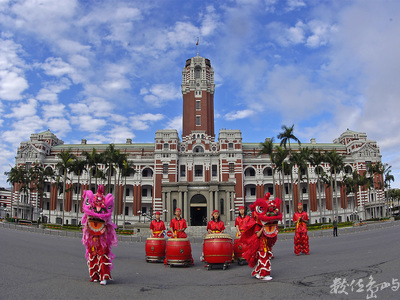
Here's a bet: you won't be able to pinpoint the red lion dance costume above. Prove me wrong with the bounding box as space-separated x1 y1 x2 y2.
293 203 309 255
81 185 118 285
240 193 282 281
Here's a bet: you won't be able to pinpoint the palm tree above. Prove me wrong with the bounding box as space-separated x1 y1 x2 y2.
56 149 76 225
4 166 20 219
289 150 307 205
82 148 104 192
383 165 394 216
278 124 301 225
274 146 289 227
113 152 128 226
342 171 361 220
277 124 301 151
309 150 327 222
104 144 119 194
70 158 87 224
121 159 135 229
325 150 344 220
259 137 275 197
28 163 53 221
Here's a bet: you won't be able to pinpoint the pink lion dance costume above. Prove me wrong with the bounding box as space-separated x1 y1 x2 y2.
240 193 282 281
81 185 118 285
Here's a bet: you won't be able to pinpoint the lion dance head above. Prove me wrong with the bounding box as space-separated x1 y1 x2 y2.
249 192 283 238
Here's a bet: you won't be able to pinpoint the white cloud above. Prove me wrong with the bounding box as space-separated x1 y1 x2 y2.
36 78 71 102
5 98 38 119
224 109 254 121
47 118 71 138
285 0 306 12
107 126 135 143
0 70 28 100
70 114 106 133
130 113 164 130
164 115 182 132
142 83 180 107
2 115 44 145
40 57 77 79
0 38 28 100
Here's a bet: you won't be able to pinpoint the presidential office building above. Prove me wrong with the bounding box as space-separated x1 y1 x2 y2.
6 54 385 226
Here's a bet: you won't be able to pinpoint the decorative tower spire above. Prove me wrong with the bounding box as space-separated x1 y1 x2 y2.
181 54 215 139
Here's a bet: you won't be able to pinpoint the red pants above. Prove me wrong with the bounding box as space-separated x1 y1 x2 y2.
251 251 272 278
88 253 112 281
294 231 309 255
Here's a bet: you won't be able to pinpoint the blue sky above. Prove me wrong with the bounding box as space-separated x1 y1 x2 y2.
1 0 400 188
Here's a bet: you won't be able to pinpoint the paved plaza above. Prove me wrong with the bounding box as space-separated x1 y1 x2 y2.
1 222 399 300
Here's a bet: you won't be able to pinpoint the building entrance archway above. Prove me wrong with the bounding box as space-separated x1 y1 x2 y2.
190 194 207 226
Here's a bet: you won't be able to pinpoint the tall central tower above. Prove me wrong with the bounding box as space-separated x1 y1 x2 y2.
181 54 215 139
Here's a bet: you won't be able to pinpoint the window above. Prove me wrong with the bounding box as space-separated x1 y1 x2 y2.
302 187 307 194
195 165 203 177
229 163 235 173
220 198 224 215
142 189 147 197
125 207 129 216
228 143 234 149
212 165 217 177
180 165 186 177
195 67 201 78
196 100 201 110
196 116 201 126
163 164 168 175
164 143 169 150
60 203 63 211
268 187 273 194
194 146 204 153
250 187 256 196
173 199 177 212
126 188 130 196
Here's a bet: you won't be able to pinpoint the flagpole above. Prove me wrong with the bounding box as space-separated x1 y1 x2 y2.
196 37 199 56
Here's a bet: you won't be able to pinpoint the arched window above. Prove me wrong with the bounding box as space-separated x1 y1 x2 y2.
195 67 201 79
194 146 204 153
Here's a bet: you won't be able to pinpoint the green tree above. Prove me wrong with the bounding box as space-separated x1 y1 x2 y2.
278 124 301 225
56 149 76 225
121 159 136 229
325 150 344 219
82 148 104 192
309 150 327 222
70 158 87 223
273 146 289 227
259 137 276 197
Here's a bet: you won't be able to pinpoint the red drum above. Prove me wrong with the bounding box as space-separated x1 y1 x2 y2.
203 234 233 265
164 238 193 266
145 238 166 263
233 237 248 264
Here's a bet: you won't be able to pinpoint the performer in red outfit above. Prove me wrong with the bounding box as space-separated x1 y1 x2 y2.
207 210 225 234
293 202 310 255
169 208 187 238
235 206 250 237
150 211 166 238
240 193 282 281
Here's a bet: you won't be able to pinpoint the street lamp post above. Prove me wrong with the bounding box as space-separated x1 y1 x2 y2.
138 210 141 223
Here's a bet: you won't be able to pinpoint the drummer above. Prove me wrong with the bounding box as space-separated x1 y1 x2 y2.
170 208 187 238
150 211 166 238
235 206 250 237
207 210 225 234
